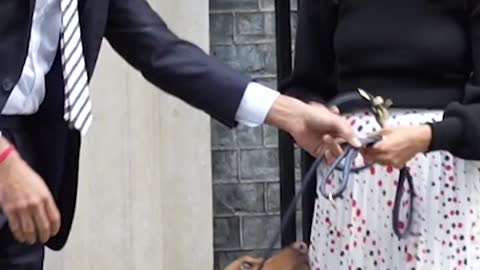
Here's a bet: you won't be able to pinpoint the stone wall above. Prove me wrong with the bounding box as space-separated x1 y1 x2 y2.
209 1 300 269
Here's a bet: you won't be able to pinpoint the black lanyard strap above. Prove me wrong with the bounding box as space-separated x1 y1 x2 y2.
392 168 415 238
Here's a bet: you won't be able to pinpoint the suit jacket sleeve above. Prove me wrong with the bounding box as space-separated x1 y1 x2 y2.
104 0 250 128
280 0 338 104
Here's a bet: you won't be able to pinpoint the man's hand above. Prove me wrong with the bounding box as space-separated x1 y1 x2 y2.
265 95 361 157
362 125 432 168
312 104 345 164
0 138 60 244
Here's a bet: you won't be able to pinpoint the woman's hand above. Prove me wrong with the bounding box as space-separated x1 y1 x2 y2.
362 125 432 168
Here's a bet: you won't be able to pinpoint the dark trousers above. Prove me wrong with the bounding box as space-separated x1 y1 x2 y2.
0 118 45 270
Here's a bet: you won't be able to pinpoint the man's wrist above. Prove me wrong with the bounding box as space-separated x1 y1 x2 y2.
0 136 17 166
0 136 10 153
265 94 308 135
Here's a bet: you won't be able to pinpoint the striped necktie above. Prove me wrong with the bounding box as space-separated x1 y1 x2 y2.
60 0 92 135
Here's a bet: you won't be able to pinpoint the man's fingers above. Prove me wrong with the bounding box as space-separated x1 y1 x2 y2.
322 134 343 158
45 197 61 237
322 134 333 145
19 209 36 244
32 202 52 243
338 126 361 148
325 150 336 165
312 144 325 158
5 210 24 243
329 106 340 114
331 141 344 157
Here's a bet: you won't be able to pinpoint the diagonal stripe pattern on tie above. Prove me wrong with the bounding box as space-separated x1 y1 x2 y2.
60 0 92 135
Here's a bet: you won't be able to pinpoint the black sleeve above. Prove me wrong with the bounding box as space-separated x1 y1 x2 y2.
428 0 480 160
104 0 251 128
279 0 339 104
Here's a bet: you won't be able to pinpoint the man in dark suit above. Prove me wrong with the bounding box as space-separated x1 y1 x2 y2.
0 0 360 269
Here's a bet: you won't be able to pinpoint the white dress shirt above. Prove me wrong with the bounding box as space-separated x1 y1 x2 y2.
4 0 279 127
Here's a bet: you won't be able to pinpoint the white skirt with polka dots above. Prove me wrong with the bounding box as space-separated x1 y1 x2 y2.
309 109 480 270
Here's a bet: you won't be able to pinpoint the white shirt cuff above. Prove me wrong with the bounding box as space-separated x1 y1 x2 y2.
234 82 280 127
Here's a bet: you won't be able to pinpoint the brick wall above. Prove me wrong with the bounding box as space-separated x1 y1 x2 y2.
209 1 300 269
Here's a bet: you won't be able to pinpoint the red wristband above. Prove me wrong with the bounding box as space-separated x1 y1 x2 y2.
0 145 15 164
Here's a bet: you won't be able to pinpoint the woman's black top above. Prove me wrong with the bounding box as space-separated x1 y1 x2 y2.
282 0 480 159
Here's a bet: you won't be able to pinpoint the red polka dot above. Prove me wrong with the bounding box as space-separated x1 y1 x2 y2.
397 222 405 230
386 166 393 173
377 180 383 187
325 217 331 224
345 244 350 251
356 209 362 217
445 165 453 171
406 253 413 262
352 200 357 208
387 200 393 207
370 167 376 175
471 235 476 241
350 119 356 126
357 226 362 233
372 240 377 246
449 176 455 182
458 222 463 229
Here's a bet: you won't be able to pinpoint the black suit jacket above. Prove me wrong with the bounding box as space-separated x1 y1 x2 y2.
0 0 251 250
